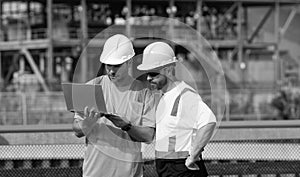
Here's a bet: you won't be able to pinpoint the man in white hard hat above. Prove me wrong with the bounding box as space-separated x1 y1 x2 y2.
138 42 216 177
72 34 156 177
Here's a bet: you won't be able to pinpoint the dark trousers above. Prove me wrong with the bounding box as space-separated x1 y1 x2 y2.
155 158 208 177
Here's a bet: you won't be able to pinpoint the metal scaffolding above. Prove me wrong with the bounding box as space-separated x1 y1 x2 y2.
0 0 299 91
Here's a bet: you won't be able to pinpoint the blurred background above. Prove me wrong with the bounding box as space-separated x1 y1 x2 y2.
0 0 299 176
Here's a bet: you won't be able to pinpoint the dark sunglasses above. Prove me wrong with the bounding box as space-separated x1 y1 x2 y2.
147 72 160 77
106 64 123 68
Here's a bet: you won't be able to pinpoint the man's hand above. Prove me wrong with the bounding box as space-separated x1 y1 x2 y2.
76 106 103 135
103 113 129 129
185 156 200 170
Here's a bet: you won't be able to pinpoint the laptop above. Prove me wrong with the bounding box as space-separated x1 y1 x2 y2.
61 83 107 113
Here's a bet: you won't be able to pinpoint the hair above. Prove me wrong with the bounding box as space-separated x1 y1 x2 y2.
170 65 176 76
164 63 176 76
97 63 106 77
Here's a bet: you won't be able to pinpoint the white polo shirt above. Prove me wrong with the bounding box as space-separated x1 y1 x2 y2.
155 82 216 158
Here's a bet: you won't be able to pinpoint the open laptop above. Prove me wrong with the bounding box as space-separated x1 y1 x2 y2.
61 83 107 113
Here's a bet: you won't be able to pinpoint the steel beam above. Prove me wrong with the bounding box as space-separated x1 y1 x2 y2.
21 48 49 92
217 2 238 30
0 40 49 51
280 6 297 36
247 7 273 43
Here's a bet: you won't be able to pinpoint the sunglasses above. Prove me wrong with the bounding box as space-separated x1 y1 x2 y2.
106 64 123 68
147 72 160 77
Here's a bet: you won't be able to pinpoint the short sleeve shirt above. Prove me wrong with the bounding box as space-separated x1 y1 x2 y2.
155 82 216 153
75 75 156 177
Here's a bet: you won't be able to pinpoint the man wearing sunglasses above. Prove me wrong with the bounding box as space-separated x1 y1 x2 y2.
72 34 156 177
138 42 216 177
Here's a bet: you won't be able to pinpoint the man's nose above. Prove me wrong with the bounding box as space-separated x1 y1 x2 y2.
108 67 117 73
147 75 153 81
108 69 115 75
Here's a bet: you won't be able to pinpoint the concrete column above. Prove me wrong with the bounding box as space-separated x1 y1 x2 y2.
0 51 3 89
168 0 175 40
274 0 281 87
237 2 245 87
0 0 3 40
80 0 88 82
26 1 31 40
126 0 132 37
0 1 2 88
196 0 202 35
47 0 54 82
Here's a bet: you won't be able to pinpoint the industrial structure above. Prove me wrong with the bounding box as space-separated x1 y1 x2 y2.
1 1 300 176
0 0 300 122
0 0 299 89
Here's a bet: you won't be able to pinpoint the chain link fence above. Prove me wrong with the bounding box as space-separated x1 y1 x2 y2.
0 92 299 176
0 139 300 177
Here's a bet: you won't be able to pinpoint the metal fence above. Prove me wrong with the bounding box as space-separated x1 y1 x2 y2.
0 122 300 177
0 142 299 177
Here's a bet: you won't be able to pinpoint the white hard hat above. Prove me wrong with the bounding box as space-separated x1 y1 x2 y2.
137 42 177 71
99 34 135 65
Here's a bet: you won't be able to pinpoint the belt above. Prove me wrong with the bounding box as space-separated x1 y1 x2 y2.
155 151 189 159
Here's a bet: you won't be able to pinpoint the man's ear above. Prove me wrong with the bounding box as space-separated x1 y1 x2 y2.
126 60 133 76
126 59 133 65
165 65 175 76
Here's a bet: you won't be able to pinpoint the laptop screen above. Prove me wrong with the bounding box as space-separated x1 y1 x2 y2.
61 83 107 113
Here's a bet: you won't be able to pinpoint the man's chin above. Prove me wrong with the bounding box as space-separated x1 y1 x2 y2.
150 83 158 90
108 75 118 81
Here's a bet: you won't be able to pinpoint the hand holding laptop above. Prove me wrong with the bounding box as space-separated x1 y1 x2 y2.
76 106 105 119
62 83 129 130
76 106 105 135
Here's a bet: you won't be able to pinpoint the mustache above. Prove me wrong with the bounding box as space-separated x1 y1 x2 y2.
108 73 116 76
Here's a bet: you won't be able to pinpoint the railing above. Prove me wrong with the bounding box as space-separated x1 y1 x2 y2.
1 24 237 42
0 87 299 126
0 92 73 126
31 28 47 39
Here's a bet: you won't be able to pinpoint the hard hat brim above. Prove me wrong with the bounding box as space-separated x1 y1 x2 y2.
101 53 135 65
101 57 131 65
137 60 177 71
